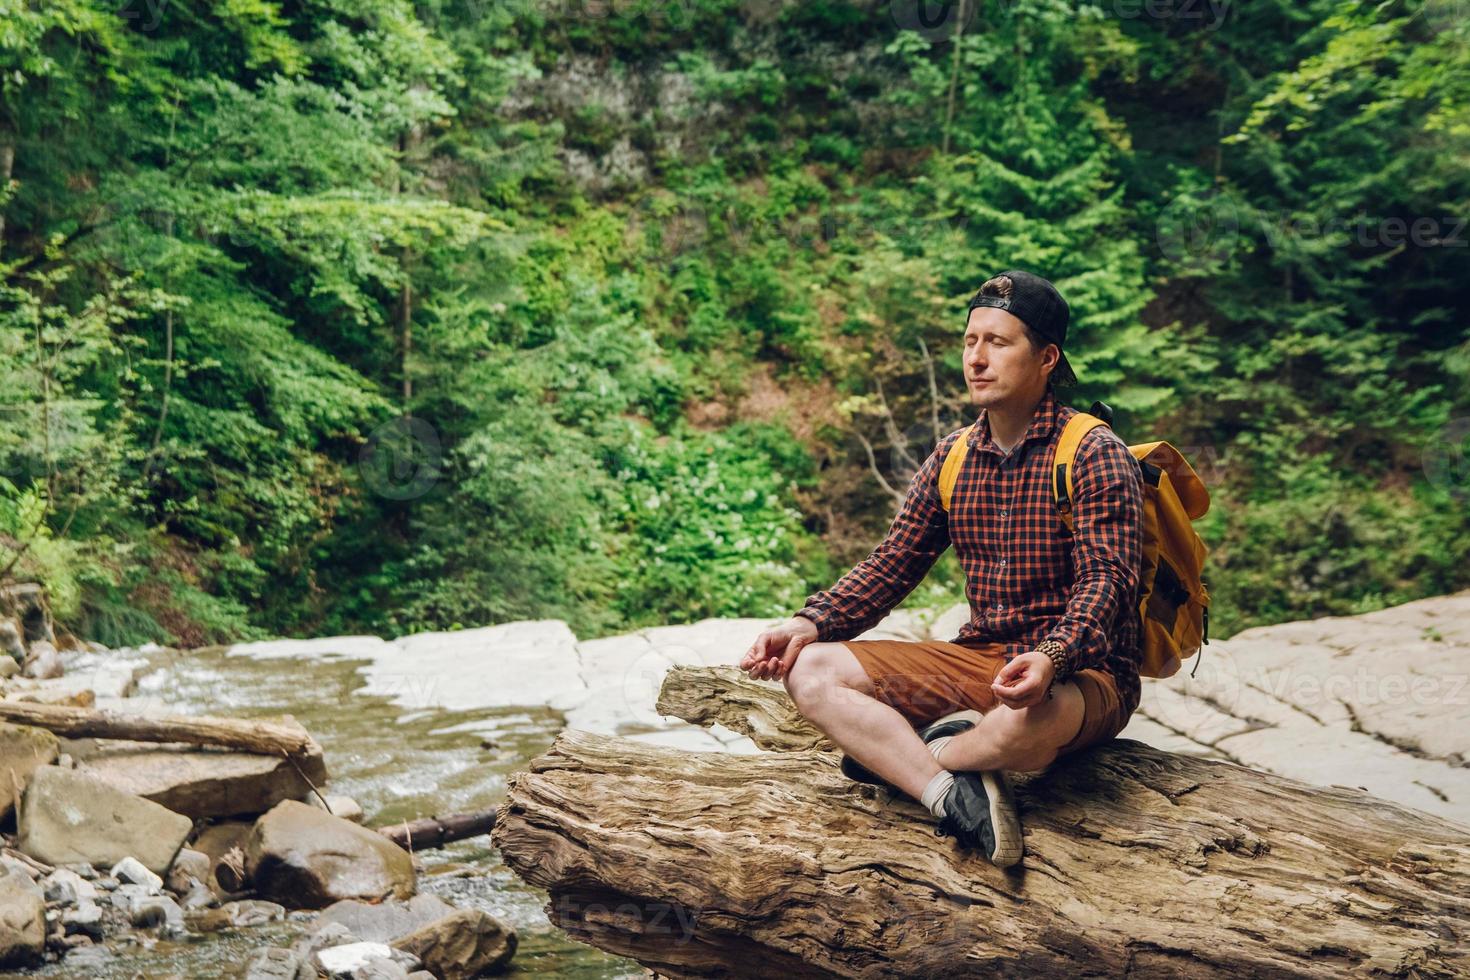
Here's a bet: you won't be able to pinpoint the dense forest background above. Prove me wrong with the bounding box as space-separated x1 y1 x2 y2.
1 0 1466 648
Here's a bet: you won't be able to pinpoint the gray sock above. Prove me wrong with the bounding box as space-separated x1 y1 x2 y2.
920 770 955 818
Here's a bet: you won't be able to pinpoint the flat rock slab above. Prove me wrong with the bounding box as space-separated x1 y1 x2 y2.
17 767 191 876
73 739 325 820
1129 589 1470 825
228 621 587 712
0 872 45 969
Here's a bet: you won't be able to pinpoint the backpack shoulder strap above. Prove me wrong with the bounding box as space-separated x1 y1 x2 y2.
1053 412 1109 530
937 425 974 512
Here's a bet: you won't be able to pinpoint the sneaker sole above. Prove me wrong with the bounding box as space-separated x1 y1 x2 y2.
979 769 1024 867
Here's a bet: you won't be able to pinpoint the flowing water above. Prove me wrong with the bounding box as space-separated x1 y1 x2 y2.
27 643 642 979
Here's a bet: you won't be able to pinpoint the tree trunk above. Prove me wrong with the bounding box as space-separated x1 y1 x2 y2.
0 702 320 761
493 667 1470 978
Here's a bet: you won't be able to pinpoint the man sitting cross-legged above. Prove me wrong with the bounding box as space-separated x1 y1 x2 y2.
738 270 1145 867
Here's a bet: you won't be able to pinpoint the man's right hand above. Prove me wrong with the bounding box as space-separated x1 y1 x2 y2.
739 615 819 682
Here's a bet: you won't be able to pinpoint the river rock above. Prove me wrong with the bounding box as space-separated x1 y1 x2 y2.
165 848 210 892
314 894 455 943
16 767 192 876
306 793 364 823
0 657 17 679
21 640 62 680
187 899 285 933
111 855 163 890
0 722 59 819
392 908 516 979
42 868 97 906
74 740 326 820
241 945 305 980
0 872 46 968
245 801 416 909
315 941 418 979
0 619 23 663
60 900 103 939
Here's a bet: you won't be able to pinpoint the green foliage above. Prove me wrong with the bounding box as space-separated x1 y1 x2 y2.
0 0 1464 650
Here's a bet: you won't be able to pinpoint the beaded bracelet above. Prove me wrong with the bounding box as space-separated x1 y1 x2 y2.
1036 639 1071 692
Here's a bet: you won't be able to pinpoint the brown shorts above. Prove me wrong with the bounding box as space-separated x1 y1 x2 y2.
839 638 1131 758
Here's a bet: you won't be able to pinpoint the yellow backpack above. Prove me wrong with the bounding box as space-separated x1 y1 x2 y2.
937 400 1211 679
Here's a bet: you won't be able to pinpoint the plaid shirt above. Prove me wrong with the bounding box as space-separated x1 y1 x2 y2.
796 387 1145 714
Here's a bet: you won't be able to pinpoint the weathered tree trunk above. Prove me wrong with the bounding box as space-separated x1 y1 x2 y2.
494 667 1470 978
377 809 498 852
0 702 320 760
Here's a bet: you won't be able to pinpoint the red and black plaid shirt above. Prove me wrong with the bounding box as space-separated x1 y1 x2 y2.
796 387 1145 714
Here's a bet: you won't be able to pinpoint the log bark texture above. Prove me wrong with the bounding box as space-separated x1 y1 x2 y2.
494 667 1470 979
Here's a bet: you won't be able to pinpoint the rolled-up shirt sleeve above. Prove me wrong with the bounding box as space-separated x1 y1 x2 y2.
794 432 958 642
1043 427 1144 677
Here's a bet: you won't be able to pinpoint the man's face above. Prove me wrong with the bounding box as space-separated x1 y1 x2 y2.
962 306 1055 406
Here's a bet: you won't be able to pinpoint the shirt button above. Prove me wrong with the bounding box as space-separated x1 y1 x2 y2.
999 558 1007 566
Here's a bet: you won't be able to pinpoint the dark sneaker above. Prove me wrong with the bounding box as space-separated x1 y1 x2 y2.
839 717 977 787
935 769 1023 867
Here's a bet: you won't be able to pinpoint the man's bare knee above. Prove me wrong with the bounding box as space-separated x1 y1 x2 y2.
783 642 872 710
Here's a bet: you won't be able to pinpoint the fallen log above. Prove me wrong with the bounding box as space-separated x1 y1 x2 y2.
493 667 1470 978
655 665 831 752
0 701 319 759
377 809 498 852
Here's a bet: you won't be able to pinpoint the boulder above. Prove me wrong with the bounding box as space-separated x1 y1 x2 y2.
16 767 191 876
74 740 326 820
245 801 416 909
0 722 59 819
0 872 45 969
392 909 516 979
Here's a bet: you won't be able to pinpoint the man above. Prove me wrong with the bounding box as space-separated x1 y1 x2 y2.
738 270 1145 868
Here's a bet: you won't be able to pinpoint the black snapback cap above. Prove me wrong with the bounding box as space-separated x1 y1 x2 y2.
966 270 1077 387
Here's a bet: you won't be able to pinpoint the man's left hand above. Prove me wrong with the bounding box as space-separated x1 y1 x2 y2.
991 650 1056 709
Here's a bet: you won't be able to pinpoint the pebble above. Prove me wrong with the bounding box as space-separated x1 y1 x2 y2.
110 856 163 891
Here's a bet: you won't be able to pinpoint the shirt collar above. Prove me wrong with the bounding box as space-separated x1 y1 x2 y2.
969 387 1064 457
